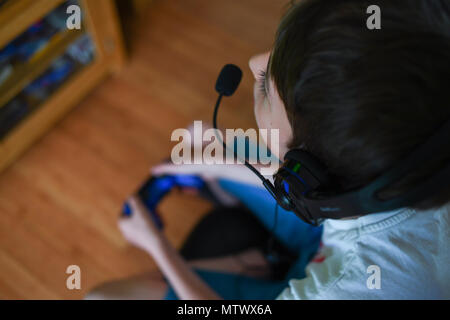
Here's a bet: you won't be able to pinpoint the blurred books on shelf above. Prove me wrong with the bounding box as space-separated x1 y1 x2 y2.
0 0 96 140
0 33 96 139
0 0 125 173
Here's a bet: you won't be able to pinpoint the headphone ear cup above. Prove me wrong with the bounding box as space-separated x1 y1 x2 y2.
273 173 295 211
284 149 332 188
273 170 319 225
271 149 333 225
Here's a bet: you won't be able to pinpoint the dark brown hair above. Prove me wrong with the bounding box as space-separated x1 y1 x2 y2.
270 0 450 209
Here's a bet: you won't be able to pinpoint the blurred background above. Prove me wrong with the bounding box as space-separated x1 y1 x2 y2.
0 0 287 299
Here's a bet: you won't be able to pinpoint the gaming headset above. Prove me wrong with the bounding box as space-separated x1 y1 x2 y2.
213 64 450 226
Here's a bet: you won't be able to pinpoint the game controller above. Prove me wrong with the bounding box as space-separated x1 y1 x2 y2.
122 174 224 229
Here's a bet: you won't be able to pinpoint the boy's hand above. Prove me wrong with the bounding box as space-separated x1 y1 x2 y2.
118 196 164 254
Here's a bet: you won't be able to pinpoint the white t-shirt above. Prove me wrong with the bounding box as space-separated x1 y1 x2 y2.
277 205 450 299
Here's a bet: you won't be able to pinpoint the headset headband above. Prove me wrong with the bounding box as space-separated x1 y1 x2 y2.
296 118 450 222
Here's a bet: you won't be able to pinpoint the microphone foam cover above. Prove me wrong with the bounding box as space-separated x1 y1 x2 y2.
215 64 243 96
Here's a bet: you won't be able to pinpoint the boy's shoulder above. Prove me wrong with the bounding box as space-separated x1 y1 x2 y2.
278 206 450 300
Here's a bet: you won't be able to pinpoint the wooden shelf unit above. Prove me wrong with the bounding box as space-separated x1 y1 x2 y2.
0 0 125 173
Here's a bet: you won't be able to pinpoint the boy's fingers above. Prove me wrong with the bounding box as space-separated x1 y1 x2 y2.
127 196 138 210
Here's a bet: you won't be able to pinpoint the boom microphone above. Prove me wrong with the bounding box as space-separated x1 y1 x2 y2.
212 64 279 200
215 64 243 96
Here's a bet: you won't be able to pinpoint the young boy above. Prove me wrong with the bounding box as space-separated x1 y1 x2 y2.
87 0 449 299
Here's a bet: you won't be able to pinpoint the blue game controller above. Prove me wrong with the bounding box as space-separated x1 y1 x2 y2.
122 175 222 229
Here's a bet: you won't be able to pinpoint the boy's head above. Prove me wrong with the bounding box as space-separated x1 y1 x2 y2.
249 0 450 210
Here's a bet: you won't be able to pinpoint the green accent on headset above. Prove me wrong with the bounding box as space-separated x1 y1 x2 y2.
293 163 301 172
